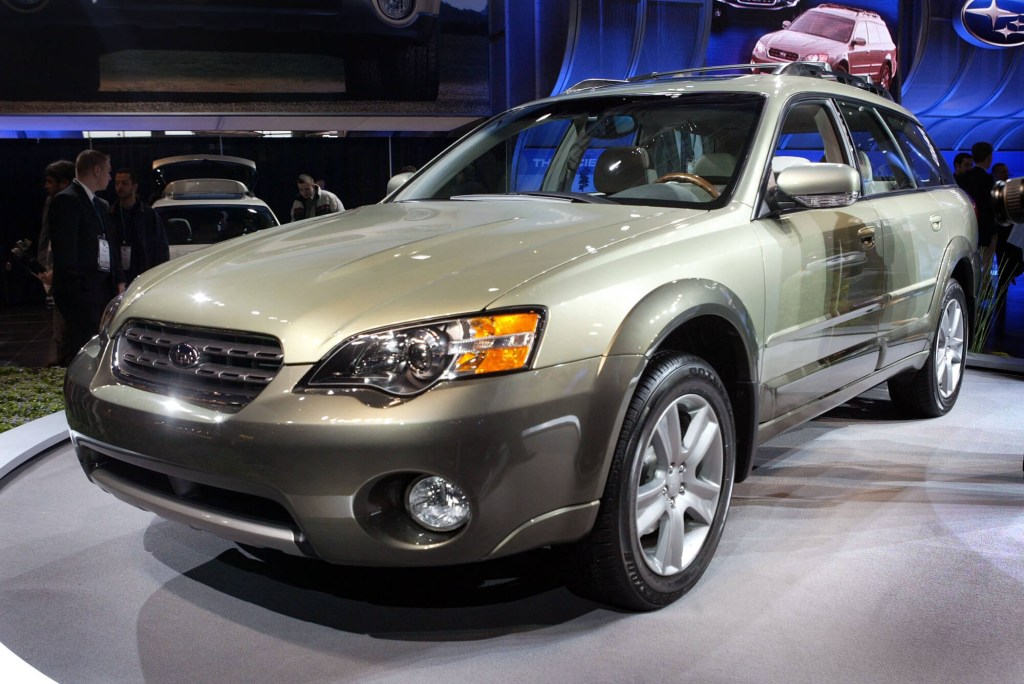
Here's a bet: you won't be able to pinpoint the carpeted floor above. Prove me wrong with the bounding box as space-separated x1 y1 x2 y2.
1 370 1021 684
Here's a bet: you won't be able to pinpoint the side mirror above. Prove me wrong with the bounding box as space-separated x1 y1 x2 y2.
852 37 867 46
770 163 860 212
386 172 415 196
782 20 792 29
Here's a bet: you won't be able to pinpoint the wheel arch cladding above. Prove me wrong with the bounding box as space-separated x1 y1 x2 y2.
607 279 760 482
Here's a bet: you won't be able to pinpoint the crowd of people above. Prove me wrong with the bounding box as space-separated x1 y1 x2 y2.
953 142 1024 336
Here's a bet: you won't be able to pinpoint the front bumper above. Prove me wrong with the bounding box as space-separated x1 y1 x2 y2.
66 336 644 566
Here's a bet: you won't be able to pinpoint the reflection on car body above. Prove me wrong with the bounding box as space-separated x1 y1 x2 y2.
67 63 999 612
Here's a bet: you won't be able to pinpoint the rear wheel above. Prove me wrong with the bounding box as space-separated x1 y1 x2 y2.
878 63 893 90
888 279 967 417
567 353 736 611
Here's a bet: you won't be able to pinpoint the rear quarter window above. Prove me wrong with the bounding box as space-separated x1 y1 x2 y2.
878 112 954 188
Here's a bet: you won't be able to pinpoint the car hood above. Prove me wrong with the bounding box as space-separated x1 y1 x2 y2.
762 30 844 53
118 199 705 363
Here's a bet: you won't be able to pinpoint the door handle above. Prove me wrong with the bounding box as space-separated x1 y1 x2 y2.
858 226 876 249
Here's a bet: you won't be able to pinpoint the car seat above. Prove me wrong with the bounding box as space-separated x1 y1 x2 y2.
692 152 736 180
594 147 655 195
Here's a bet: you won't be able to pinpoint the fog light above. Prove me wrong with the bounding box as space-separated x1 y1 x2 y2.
406 476 471 532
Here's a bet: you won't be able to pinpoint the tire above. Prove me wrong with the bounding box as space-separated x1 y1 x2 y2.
888 279 967 418
346 33 439 101
878 63 892 91
567 353 736 611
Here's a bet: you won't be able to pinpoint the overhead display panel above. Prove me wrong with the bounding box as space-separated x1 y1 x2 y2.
707 0 900 97
0 0 490 130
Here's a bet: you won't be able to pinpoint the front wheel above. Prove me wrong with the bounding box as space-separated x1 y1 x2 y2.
888 279 967 417
567 353 736 611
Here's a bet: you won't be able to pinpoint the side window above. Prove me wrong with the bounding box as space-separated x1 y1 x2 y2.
853 21 869 43
867 22 885 44
878 112 954 188
771 101 846 176
836 100 916 196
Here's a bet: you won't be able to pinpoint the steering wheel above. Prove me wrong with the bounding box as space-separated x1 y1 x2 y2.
653 172 720 199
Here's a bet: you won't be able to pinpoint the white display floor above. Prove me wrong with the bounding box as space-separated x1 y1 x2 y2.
1 372 1022 683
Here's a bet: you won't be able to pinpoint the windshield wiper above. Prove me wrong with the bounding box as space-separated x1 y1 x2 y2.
448 191 616 204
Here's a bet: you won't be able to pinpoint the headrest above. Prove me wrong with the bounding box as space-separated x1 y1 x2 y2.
594 147 651 195
693 152 736 178
856 150 872 180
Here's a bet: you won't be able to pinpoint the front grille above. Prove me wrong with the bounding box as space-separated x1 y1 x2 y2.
113 320 284 410
768 48 799 61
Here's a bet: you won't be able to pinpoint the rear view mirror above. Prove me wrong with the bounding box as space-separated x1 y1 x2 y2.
588 115 638 139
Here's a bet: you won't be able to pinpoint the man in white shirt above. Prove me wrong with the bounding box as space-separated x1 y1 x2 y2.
290 174 344 221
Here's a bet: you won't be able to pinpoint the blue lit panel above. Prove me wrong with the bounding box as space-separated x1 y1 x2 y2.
554 0 642 92
632 1 705 76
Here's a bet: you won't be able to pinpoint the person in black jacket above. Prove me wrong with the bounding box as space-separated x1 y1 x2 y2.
956 142 998 272
112 168 169 283
48 149 125 365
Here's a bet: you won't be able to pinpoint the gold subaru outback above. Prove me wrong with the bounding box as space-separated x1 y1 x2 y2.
67 64 1002 611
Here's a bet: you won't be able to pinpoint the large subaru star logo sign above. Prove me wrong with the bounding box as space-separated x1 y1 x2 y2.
955 0 1024 48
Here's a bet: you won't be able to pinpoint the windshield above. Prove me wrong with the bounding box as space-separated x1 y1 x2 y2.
155 205 278 246
789 11 854 43
394 93 764 208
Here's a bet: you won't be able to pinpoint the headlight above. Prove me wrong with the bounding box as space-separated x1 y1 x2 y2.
98 292 125 342
301 309 544 396
753 40 767 57
377 0 414 21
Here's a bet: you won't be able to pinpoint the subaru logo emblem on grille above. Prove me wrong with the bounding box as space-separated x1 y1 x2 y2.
955 0 1024 49
170 342 201 369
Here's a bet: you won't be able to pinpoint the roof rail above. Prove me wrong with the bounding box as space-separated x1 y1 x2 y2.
564 61 893 100
563 77 629 94
815 3 883 19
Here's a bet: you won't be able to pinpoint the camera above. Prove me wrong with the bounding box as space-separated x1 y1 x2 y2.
992 177 1024 225
9 238 46 275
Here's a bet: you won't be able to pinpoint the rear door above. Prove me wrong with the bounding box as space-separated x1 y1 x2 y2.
844 104 960 364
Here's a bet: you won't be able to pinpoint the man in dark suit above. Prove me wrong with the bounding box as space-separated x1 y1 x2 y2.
956 142 998 271
48 149 126 365
112 168 169 283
